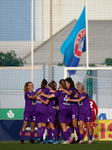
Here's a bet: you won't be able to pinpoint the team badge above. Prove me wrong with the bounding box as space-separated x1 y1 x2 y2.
74 29 86 58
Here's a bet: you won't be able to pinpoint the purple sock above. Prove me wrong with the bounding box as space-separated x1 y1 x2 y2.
40 126 45 138
75 127 80 139
89 135 92 140
56 127 59 137
52 129 58 141
80 134 84 140
67 127 73 135
38 127 42 138
30 132 34 139
61 129 65 140
63 131 69 140
47 128 53 140
21 131 25 140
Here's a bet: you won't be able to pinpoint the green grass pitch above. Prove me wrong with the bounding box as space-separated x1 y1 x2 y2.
0 141 112 150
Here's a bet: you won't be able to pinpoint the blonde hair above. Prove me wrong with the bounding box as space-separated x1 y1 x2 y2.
59 79 66 89
76 81 84 89
24 82 32 93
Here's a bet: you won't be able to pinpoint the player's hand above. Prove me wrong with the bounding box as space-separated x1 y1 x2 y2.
55 105 59 110
38 89 42 94
84 90 87 93
39 92 43 96
66 97 70 101
95 114 99 121
36 96 41 101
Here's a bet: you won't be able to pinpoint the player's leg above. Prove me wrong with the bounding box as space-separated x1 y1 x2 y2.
59 109 69 144
46 123 53 143
71 105 80 143
21 121 28 143
21 111 29 143
29 111 36 143
86 111 93 144
67 110 75 144
72 119 80 143
29 121 35 143
87 121 92 144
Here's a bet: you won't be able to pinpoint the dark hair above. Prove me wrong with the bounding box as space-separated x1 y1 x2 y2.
48 81 54 89
41 79 47 89
59 79 66 89
65 77 75 89
24 81 32 93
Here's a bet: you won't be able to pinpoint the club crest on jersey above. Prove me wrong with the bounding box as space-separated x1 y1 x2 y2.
74 29 85 58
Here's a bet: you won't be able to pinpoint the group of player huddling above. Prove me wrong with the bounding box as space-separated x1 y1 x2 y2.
21 77 98 144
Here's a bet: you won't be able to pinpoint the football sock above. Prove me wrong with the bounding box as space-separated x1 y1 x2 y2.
63 131 69 141
75 126 81 139
89 135 92 141
21 131 25 140
52 129 58 141
47 128 53 140
30 132 34 139
67 127 73 135
80 134 84 140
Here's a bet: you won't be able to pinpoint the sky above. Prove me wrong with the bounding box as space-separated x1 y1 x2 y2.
0 0 34 41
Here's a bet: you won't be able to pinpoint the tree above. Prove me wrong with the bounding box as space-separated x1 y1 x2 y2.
105 58 112 66
0 51 25 66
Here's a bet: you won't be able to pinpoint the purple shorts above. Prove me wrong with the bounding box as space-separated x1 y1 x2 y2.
79 110 92 122
59 109 72 124
23 111 36 122
48 111 57 124
35 108 47 123
71 105 78 120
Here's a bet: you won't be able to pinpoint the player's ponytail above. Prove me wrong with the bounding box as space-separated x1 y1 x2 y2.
41 79 47 89
59 79 66 89
24 82 32 93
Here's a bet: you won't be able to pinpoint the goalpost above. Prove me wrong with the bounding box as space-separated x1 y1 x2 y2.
64 66 112 119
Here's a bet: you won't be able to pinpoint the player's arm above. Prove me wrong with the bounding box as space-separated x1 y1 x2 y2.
49 89 56 93
36 96 50 105
58 88 73 96
40 92 55 99
94 102 98 120
28 89 41 101
67 96 85 102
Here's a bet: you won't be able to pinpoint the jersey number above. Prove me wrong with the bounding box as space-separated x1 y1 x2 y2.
90 101 93 108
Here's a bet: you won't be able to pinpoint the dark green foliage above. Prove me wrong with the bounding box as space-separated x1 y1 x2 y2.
57 62 65 66
0 51 25 66
105 58 112 66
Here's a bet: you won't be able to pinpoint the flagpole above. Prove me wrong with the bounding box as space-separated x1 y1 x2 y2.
49 0 53 81
31 0 33 82
85 0 89 67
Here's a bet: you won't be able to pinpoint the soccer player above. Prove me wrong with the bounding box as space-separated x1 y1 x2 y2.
40 79 72 144
58 77 80 143
20 82 41 144
37 81 59 144
67 82 93 144
84 99 98 138
35 79 55 143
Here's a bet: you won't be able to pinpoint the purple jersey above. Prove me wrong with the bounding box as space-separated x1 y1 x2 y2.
24 91 36 112
54 90 71 110
78 92 91 113
48 92 57 113
67 88 78 106
35 87 50 109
